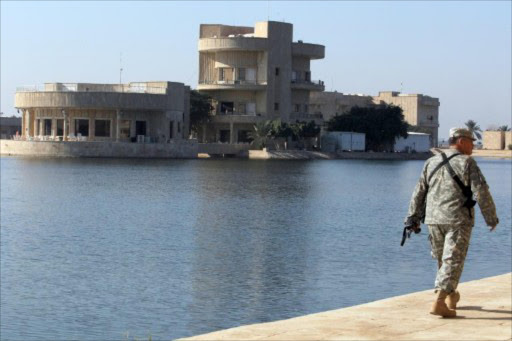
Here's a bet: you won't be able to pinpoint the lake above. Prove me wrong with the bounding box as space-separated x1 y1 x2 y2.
1 157 510 340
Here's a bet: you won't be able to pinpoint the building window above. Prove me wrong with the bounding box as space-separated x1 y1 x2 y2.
95 119 111 137
294 104 300 112
44 119 52 136
305 71 311 82
178 122 181 133
238 103 246 114
275 67 280 76
75 119 89 137
238 130 251 143
220 102 234 114
304 104 309 113
135 121 147 136
56 119 64 136
237 68 246 81
274 102 279 111
219 130 230 143
218 68 234 82
169 121 174 139
119 120 131 138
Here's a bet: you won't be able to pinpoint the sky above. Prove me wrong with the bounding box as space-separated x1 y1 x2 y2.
1 1 511 138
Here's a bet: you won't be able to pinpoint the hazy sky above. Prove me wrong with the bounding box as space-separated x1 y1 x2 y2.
1 1 510 138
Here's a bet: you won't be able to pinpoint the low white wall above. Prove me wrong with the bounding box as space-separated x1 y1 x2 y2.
0 140 198 159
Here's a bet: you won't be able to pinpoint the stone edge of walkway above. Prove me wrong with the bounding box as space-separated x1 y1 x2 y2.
179 273 512 341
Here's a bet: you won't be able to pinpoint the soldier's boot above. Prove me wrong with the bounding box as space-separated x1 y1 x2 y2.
446 290 460 310
430 290 457 318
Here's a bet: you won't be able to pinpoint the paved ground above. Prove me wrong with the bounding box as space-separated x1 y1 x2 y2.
181 273 511 340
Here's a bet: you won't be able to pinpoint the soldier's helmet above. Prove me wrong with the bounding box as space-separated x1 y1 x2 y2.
449 127 476 141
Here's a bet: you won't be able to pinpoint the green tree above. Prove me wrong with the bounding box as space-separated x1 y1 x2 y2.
498 125 511 131
189 90 213 136
270 119 293 139
248 120 274 149
326 104 408 151
464 120 482 140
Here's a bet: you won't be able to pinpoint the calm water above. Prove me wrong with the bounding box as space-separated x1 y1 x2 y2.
1 157 510 340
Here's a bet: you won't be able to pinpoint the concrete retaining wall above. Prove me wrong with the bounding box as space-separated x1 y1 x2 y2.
0 140 198 159
198 143 251 155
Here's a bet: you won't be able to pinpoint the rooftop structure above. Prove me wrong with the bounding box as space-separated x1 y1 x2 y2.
197 21 325 143
15 81 190 143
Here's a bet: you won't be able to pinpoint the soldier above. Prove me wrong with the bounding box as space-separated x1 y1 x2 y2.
404 128 499 317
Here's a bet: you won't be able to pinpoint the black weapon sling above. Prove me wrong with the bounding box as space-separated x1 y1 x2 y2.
440 152 476 218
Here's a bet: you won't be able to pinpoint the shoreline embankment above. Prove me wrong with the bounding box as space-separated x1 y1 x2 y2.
179 273 512 340
2 140 511 160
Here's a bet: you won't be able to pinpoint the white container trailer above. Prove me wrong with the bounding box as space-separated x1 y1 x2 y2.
394 132 431 152
321 132 366 152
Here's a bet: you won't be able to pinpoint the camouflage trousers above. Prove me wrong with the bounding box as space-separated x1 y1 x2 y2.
428 224 473 294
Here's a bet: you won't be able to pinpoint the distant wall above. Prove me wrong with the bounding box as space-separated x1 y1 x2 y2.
483 131 505 150
505 131 512 149
0 140 198 159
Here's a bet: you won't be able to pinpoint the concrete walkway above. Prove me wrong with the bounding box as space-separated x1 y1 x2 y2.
181 273 511 340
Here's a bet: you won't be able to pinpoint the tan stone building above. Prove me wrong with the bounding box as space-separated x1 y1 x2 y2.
309 91 440 147
483 131 506 150
15 82 190 143
197 21 325 143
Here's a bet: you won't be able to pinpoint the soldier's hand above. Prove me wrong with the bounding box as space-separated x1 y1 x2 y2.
489 225 497 232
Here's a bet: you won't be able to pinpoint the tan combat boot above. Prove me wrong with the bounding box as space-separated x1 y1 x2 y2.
446 290 460 310
430 290 457 317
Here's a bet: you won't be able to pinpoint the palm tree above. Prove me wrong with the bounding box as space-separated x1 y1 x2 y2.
247 120 274 149
464 120 482 140
498 125 511 131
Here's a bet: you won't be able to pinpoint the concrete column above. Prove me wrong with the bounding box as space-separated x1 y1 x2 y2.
39 119 44 137
89 118 95 141
21 110 26 138
130 120 136 140
63 111 68 141
202 125 206 143
51 118 57 137
27 110 33 138
229 122 235 144
116 110 121 142
69 117 75 136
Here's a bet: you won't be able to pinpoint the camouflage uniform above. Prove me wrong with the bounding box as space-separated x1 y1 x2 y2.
405 149 499 293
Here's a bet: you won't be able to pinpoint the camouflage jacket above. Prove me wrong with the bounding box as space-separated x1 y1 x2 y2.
405 149 499 227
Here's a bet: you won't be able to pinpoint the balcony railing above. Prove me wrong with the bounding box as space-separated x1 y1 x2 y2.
199 80 267 86
291 79 324 86
16 84 167 94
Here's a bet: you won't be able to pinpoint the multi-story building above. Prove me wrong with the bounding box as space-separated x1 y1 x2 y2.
15 81 190 143
197 21 325 143
309 91 440 147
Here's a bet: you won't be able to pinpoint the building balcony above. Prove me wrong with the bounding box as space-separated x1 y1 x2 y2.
291 79 325 91
210 112 265 124
198 80 267 91
198 37 268 52
290 112 324 124
292 42 325 59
